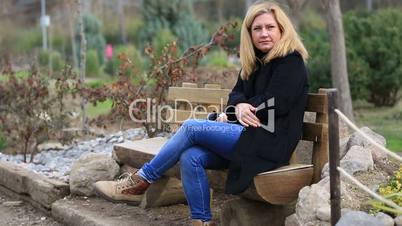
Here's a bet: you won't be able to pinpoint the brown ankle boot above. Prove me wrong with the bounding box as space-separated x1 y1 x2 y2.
93 172 150 205
192 220 216 226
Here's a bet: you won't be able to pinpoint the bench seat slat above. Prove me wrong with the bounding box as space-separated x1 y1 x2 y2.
257 164 313 175
253 165 314 205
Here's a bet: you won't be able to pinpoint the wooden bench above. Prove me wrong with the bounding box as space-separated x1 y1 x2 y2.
113 83 330 207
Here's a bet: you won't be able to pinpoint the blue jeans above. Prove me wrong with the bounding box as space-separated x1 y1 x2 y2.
138 119 243 221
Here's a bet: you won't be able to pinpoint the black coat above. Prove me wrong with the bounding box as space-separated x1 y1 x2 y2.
224 51 309 194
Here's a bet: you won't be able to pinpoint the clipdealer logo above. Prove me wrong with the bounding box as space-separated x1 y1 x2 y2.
255 97 275 132
128 97 275 132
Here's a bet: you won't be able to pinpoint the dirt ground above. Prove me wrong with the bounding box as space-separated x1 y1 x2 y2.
60 190 237 226
0 188 62 226
342 159 400 212
0 183 236 226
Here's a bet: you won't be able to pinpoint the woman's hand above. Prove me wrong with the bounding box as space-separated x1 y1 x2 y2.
235 103 260 127
216 112 228 123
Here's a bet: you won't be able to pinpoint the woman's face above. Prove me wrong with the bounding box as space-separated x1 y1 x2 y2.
250 13 282 53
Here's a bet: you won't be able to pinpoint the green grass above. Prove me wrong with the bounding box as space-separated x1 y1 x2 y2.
0 70 30 82
87 99 113 119
84 77 115 119
354 100 402 152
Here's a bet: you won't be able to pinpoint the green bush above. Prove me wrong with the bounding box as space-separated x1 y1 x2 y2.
76 14 106 65
152 28 178 58
370 165 402 216
88 81 103 89
103 25 120 45
103 17 143 46
86 49 100 76
171 14 208 50
301 28 332 93
300 10 371 100
87 80 104 89
126 19 145 45
0 23 41 55
38 49 51 67
201 50 232 69
104 45 145 78
0 132 6 151
37 50 65 73
344 9 402 106
139 0 208 50
51 51 64 72
223 17 242 52
14 29 42 54
50 33 70 56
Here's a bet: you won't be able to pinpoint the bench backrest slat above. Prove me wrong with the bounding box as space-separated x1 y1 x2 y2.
166 109 209 123
302 122 323 142
305 93 328 113
167 86 230 105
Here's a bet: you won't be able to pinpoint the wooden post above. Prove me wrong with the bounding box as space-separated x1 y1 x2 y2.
327 89 341 225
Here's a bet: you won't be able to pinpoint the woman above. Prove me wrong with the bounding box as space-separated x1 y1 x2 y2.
94 1 308 225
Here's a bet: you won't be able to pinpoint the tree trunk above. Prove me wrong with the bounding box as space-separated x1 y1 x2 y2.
82 0 91 14
322 0 354 122
77 0 88 132
216 0 224 24
118 0 127 43
366 0 373 11
286 0 308 30
64 0 78 70
245 0 255 13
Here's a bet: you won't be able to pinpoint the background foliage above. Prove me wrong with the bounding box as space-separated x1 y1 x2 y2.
301 8 402 106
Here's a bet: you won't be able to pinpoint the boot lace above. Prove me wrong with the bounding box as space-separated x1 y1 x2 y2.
115 172 135 192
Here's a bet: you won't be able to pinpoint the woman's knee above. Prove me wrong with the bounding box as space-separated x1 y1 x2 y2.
179 148 204 169
181 119 200 130
180 119 204 139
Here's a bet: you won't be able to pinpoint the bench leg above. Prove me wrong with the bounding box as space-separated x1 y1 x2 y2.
220 198 294 226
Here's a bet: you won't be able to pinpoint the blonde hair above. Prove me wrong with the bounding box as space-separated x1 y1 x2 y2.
240 1 308 80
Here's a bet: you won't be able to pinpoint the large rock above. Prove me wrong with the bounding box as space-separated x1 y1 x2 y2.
338 119 350 140
322 145 374 178
288 126 389 226
346 127 387 163
335 211 386 226
375 212 394 226
339 136 351 160
394 215 402 226
293 177 330 225
316 205 331 222
288 177 355 226
37 142 67 152
69 153 119 196
0 160 69 209
221 198 294 226
285 213 301 226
